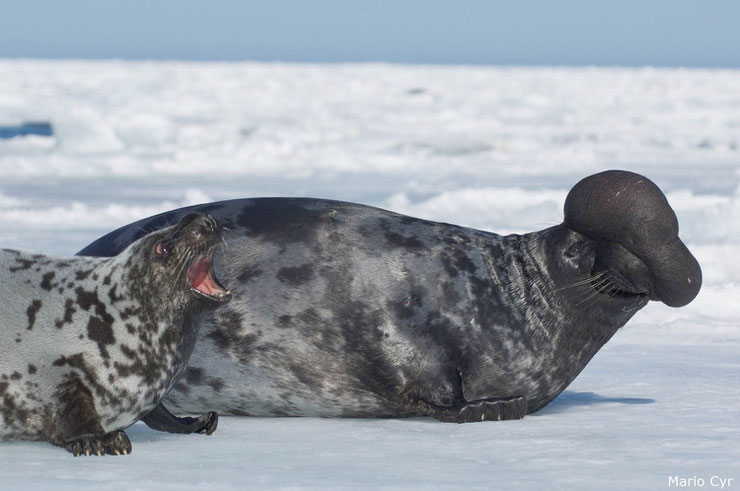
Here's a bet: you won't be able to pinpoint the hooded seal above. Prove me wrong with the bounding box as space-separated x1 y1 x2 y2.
0 213 230 455
78 170 701 424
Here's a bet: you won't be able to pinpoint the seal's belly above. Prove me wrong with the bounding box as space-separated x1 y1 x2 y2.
164 345 399 417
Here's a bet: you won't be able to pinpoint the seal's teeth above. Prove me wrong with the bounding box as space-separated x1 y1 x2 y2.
497 414 502 421
481 414 485 421
122 448 128 455
85 449 90 456
97 450 102 456
114 449 120 456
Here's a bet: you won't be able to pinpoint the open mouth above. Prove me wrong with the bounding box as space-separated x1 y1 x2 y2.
187 252 231 302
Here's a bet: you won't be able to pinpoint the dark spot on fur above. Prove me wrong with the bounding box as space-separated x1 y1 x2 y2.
73 287 116 358
205 309 258 363
74 287 97 311
75 269 93 281
10 371 22 380
9 257 35 272
378 218 427 251
288 362 324 388
297 307 321 325
185 367 204 384
27 364 37 375
208 378 225 392
119 306 140 321
385 231 425 250
87 316 115 359
440 254 459 278
26 299 42 330
276 263 314 285
108 285 124 303
119 344 138 360
220 309 243 330
227 408 251 417
55 299 77 329
174 380 190 394
40 271 56 290
206 328 231 350
452 249 476 274
237 264 263 283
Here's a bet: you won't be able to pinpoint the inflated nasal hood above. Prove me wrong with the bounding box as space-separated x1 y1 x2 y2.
563 170 702 307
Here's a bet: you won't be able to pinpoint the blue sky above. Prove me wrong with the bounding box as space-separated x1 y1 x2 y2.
1 0 739 67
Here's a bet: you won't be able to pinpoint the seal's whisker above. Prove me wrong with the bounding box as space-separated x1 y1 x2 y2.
580 285 609 307
570 276 610 300
575 291 599 307
174 247 193 282
172 245 189 273
219 237 228 258
575 278 612 306
177 251 193 283
603 283 616 297
556 271 606 292
568 272 606 291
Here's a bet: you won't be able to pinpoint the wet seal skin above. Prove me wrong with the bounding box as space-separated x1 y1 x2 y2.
79 170 701 424
0 213 230 455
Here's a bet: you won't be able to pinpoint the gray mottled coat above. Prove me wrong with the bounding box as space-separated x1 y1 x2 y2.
79 198 652 420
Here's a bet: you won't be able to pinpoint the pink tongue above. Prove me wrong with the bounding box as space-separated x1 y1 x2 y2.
188 255 220 295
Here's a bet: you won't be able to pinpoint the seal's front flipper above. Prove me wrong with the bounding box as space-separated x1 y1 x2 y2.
51 376 132 456
142 402 219 435
65 431 132 456
431 396 527 423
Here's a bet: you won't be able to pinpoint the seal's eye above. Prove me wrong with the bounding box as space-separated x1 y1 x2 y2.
155 240 171 257
565 241 585 258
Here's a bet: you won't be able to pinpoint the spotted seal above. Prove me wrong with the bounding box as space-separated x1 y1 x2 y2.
0 213 230 455
79 170 701 425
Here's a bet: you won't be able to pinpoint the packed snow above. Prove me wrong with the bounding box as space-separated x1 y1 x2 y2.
0 60 738 489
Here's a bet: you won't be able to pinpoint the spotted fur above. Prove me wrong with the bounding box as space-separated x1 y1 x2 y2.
1 213 226 454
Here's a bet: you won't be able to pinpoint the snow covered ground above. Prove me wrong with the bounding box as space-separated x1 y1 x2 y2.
0 60 738 489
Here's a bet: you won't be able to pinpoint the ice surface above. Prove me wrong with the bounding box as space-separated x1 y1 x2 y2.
0 60 737 489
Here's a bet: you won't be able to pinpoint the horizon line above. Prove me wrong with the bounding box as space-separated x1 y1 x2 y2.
1 55 739 71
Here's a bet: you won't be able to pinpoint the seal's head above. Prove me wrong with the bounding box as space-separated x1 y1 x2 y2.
542 170 701 318
126 212 231 308
563 170 701 308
